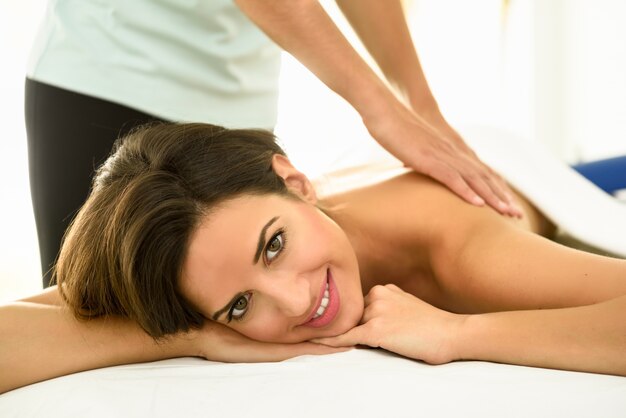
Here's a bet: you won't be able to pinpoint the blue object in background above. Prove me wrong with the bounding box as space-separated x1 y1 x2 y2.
572 155 626 195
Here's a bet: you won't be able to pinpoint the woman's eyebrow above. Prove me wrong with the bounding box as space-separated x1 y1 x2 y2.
253 216 279 264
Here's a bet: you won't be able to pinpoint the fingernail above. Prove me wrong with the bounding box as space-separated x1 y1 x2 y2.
473 196 485 206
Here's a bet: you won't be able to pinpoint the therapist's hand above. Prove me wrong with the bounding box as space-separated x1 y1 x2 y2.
234 0 519 217
197 320 350 363
311 284 466 365
366 102 523 218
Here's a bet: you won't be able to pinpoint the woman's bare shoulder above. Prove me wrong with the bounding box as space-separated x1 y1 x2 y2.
320 166 552 240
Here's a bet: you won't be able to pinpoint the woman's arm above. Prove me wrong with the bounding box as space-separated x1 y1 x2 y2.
458 293 626 375
314 284 626 376
0 287 347 394
0 300 196 394
430 210 626 314
233 0 519 216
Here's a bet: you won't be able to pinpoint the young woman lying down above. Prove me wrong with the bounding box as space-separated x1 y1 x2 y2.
2 123 625 394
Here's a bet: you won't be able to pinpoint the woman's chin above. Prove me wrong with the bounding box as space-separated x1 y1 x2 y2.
313 304 363 340
258 315 361 344
247 298 363 344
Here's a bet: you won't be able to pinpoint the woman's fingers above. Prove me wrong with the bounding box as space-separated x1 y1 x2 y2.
200 321 351 363
260 341 352 361
217 338 351 363
311 325 370 348
315 284 465 364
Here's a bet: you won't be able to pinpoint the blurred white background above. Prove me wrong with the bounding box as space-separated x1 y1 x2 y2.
1 0 626 302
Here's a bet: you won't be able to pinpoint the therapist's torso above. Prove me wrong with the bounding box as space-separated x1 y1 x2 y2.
28 0 281 129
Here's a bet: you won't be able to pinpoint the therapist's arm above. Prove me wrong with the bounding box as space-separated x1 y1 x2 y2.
0 287 344 394
234 0 519 217
335 0 439 119
336 0 519 213
336 1 460 134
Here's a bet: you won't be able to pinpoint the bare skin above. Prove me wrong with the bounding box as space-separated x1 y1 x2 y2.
1 290 347 394
315 170 626 374
322 170 624 312
2 161 626 394
234 0 521 216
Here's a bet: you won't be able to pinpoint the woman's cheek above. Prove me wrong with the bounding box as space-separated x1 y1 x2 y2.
237 320 289 343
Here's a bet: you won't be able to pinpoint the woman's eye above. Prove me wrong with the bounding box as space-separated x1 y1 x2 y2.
264 231 285 263
229 294 250 321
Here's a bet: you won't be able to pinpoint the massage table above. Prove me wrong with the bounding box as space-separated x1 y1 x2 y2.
2 126 625 417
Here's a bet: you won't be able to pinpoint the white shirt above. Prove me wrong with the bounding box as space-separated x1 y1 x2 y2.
27 0 282 129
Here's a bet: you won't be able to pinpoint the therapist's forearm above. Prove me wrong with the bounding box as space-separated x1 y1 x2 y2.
0 302 198 394
234 0 403 130
336 0 439 115
457 294 626 376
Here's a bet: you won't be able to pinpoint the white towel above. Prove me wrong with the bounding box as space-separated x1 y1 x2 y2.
312 125 626 258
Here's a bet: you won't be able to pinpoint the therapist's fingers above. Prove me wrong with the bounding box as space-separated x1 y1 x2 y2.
370 101 522 217
419 158 486 206
485 166 524 218
455 146 524 217
481 170 523 218
464 168 512 216
419 152 521 217
431 124 520 214
466 151 524 216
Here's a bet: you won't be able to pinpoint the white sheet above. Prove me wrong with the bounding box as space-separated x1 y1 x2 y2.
2 349 625 417
2 126 625 417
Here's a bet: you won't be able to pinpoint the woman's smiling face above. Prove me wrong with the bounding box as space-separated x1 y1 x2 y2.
180 192 364 343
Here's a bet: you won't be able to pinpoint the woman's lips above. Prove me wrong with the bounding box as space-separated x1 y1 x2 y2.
302 269 340 328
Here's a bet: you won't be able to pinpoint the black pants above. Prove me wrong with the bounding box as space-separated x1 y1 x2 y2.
25 78 167 287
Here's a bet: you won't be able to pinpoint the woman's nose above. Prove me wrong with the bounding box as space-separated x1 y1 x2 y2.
262 272 311 318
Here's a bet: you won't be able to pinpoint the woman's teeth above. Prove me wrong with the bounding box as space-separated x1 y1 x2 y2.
313 282 330 319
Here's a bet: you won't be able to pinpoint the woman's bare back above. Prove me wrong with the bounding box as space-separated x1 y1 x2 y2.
320 170 624 313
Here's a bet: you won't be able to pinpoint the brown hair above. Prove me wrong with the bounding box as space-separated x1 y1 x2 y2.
54 122 289 338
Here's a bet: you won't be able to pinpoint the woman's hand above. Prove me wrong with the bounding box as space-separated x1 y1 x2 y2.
311 284 466 365
196 320 351 363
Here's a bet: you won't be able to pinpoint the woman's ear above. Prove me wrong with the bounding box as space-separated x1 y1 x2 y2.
271 154 317 203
